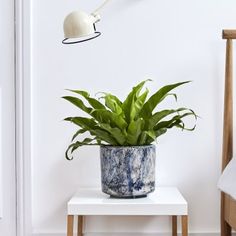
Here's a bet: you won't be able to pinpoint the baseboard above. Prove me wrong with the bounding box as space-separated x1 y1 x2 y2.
32 232 236 236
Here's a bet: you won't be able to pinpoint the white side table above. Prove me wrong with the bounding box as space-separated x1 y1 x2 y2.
67 187 188 236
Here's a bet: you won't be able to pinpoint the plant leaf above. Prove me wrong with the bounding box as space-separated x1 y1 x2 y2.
64 117 97 129
122 79 151 123
155 128 168 138
62 96 92 114
65 138 99 160
148 108 189 129
91 109 127 130
100 123 126 145
68 90 106 110
138 132 147 145
145 130 156 140
103 93 123 115
91 129 118 145
130 88 149 121
145 128 168 145
65 116 118 145
126 119 145 145
140 81 190 119
71 138 96 152
71 128 87 141
154 110 196 131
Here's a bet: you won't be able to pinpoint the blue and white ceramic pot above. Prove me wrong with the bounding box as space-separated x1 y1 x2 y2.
100 145 156 198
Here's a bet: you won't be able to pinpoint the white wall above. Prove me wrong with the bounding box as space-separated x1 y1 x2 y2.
0 0 16 235
31 0 236 235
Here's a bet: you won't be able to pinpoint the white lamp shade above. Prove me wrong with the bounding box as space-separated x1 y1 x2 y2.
63 11 97 39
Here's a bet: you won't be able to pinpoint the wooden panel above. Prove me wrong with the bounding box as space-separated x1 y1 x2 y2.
222 38 233 171
223 30 236 39
225 194 236 230
221 32 235 236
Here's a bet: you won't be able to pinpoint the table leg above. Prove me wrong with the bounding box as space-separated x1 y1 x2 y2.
181 215 188 236
172 215 177 236
67 215 74 236
77 215 83 236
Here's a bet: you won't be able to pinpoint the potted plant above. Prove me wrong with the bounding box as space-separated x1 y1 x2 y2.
63 80 197 198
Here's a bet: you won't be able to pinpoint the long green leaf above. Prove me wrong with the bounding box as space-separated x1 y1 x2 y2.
91 129 118 145
100 123 126 145
68 90 106 110
126 119 144 145
155 128 168 138
62 96 92 114
71 128 87 141
139 128 168 145
71 138 96 152
122 79 151 123
154 111 196 131
140 81 190 119
145 130 156 141
65 138 99 160
148 108 189 129
64 117 97 130
103 93 123 115
65 116 118 145
91 109 127 130
130 88 149 121
138 132 147 145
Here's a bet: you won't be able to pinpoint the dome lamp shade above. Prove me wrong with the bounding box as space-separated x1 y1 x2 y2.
62 11 101 44
62 0 111 44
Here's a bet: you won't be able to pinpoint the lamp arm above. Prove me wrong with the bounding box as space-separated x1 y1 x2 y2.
92 0 111 16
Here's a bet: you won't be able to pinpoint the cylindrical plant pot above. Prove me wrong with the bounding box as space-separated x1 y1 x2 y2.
100 145 156 198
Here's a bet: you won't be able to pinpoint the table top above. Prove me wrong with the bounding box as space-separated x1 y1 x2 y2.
68 187 188 216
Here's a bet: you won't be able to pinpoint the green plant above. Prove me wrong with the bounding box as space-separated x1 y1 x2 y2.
63 80 197 160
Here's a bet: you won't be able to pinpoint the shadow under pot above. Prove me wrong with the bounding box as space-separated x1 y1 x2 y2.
100 145 156 198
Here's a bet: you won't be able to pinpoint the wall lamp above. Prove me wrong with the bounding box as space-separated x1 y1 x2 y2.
62 0 111 44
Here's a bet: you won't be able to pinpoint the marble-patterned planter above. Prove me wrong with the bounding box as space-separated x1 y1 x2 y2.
100 145 156 198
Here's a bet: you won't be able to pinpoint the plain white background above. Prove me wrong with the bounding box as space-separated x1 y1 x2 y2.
30 0 236 235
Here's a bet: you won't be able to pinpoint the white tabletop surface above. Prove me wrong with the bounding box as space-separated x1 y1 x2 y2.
68 187 188 216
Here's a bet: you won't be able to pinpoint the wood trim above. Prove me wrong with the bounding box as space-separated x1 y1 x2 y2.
172 216 177 236
67 215 74 236
224 195 236 231
223 30 236 39
221 32 234 236
222 38 233 170
15 0 33 235
77 216 83 236
221 193 232 236
181 216 188 236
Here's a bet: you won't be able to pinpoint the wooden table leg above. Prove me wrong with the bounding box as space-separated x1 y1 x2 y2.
172 215 177 236
181 215 188 236
77 215 84 236
67 215 74 236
